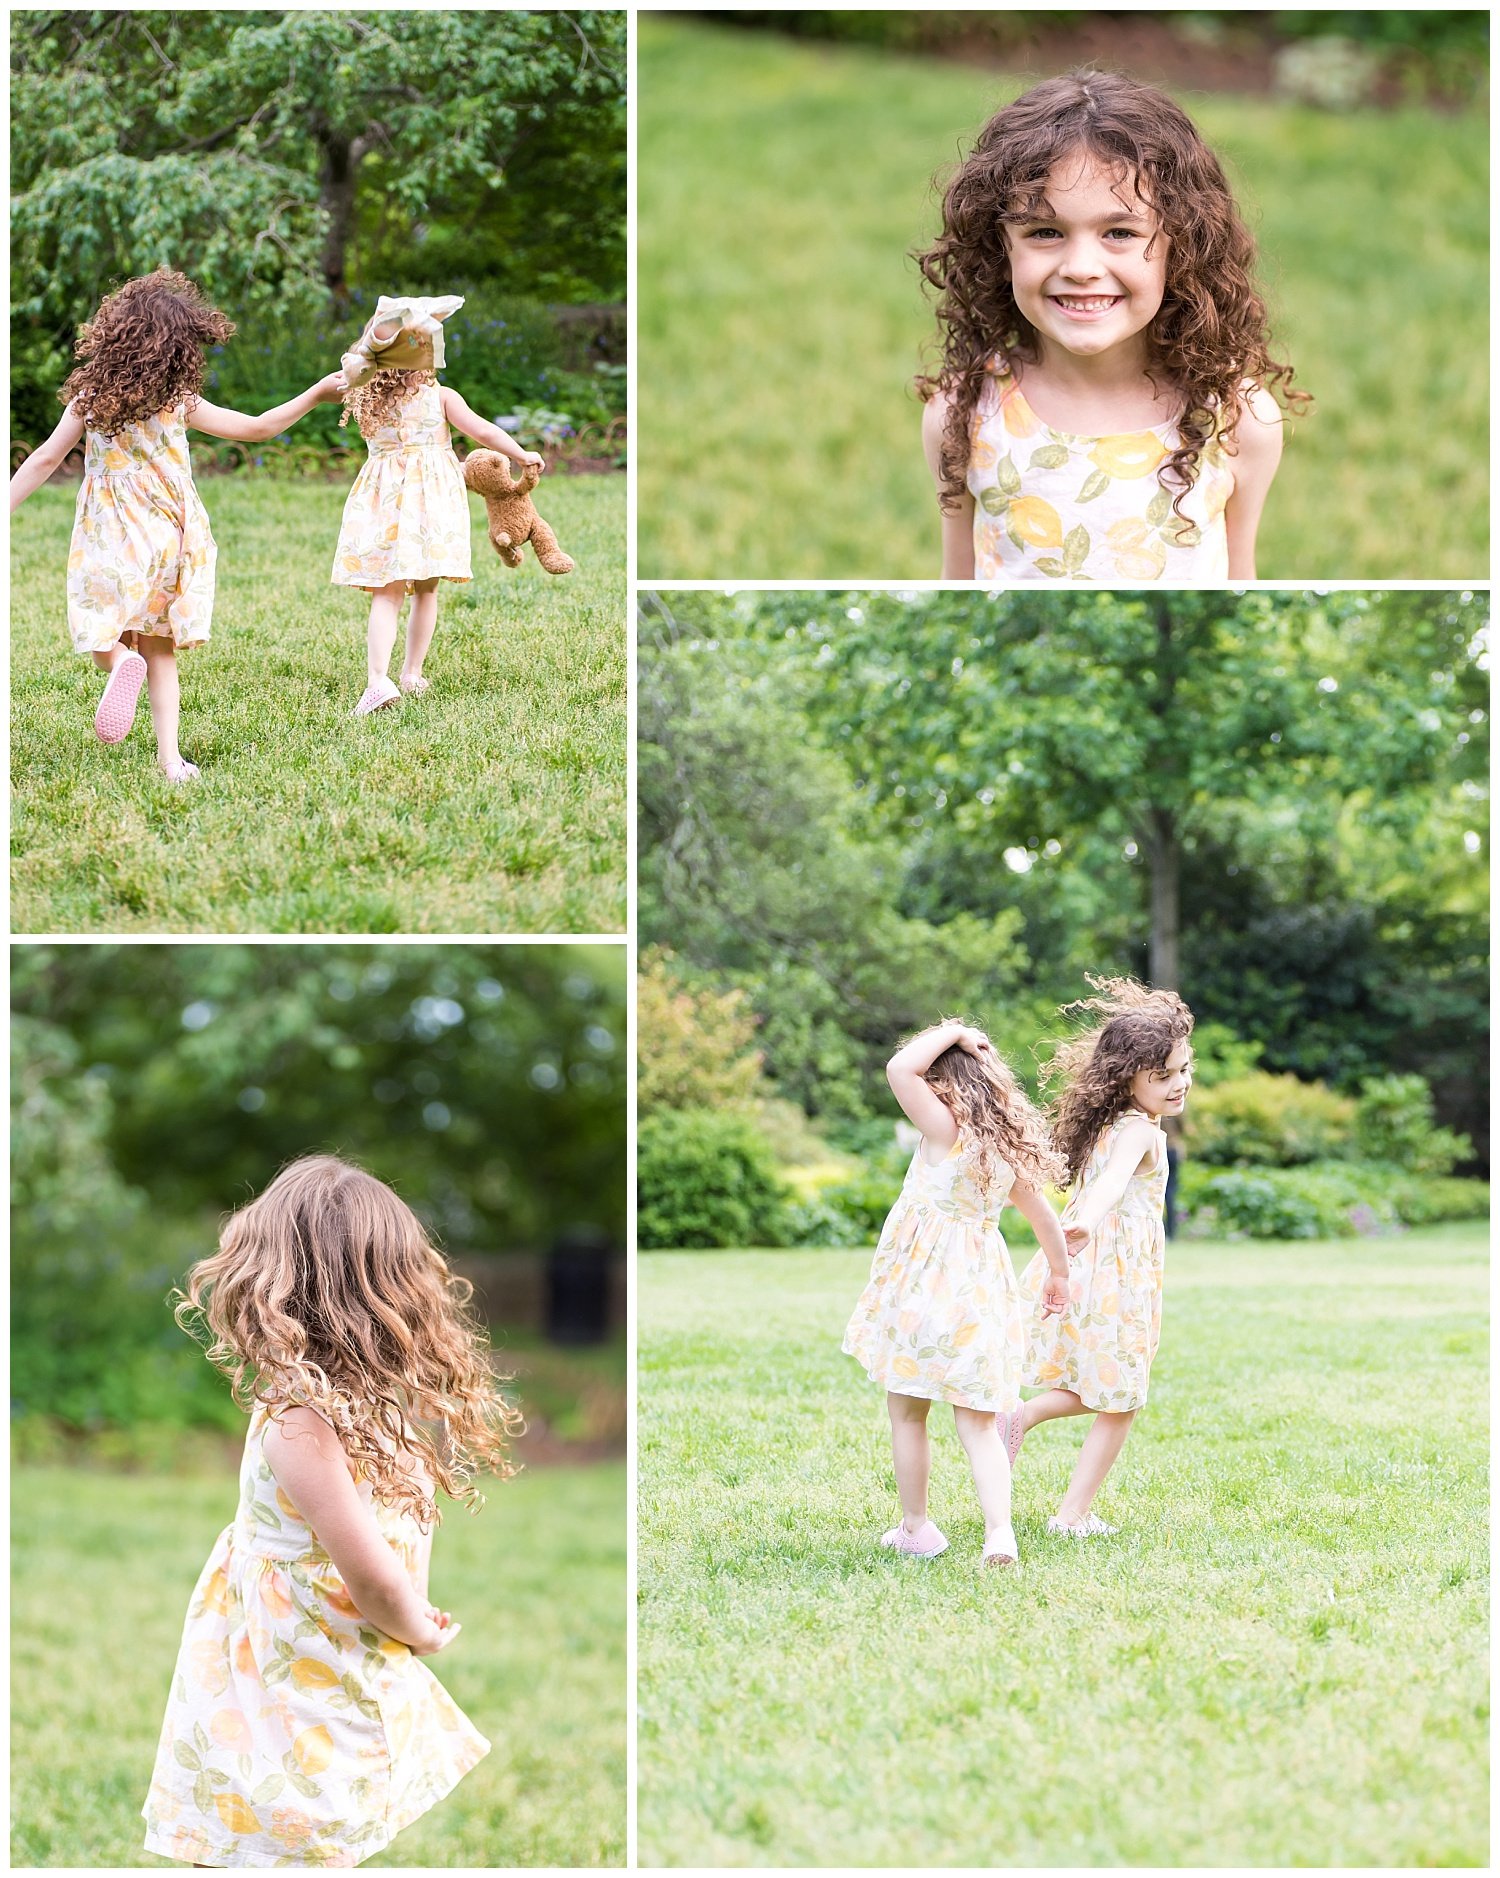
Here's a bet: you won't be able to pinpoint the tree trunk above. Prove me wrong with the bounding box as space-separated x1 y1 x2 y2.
1142 806 1180 991
317 131 358 303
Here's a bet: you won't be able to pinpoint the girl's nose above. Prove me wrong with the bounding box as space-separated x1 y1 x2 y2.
1057 242 1106 282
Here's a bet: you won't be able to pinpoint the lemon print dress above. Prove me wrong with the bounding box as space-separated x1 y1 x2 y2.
842 1134 1024 1412
142 1404 488 1868
1019 1110 1168 1414
66 405 216 654
967 363 1233 583
331 379 472 593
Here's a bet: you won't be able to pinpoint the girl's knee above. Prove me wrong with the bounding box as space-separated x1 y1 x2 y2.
951 1405 996 1443
887 1392 930 1424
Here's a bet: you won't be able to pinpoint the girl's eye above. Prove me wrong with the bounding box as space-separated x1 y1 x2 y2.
1103 228 1141 242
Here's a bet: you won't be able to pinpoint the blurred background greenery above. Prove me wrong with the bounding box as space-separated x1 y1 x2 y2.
637 9 1488 576
12 942 626 1461
12 11 626 470
636 589 1489 1248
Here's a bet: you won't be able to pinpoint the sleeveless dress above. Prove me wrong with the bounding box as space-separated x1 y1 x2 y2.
142 1404 488 1868
1019 1110 1168 1412
331 378 472 591
842 1134 1023 1413
66 405 216 654
966 363 1234 583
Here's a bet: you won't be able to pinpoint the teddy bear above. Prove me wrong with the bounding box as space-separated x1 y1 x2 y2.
461 450 575 575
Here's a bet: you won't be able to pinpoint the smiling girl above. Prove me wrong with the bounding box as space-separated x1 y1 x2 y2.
1005 977 1194 1537
918 71 1309 581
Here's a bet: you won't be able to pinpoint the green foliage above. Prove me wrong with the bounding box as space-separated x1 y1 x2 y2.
1354 1073 1472 1175
1179 1159 1489 1239
11 477 626 932
815 1164 906 1242
637 1110 788 1250
637 949 771 1117
637 17 1488 578
1186 1022 1266 1086
1185 1071 1357 1166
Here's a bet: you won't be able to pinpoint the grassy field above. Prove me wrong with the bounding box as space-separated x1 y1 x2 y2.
638 18 1488 579
11 473 625 933
12 1458 626 1867
638 1226 1488 1867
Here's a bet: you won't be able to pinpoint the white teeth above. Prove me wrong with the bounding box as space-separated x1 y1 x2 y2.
1054 296 1120 310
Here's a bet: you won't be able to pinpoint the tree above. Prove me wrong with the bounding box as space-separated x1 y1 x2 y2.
12 11 625 323
751 589 1487 990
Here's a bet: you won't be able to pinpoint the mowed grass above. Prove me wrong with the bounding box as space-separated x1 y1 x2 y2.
638 1226 1488 1867
11 473 625 933
12 1459 626 1867
638 18 1488 579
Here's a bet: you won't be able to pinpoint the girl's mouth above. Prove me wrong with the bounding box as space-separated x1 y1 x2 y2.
1049 294 1123 319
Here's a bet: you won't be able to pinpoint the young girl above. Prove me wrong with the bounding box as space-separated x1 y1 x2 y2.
332 294 546 716
1005 978 1194 1537
917 71 1309 582
9 268 344 780
842 1022 1069 1569
142 1155 522 1867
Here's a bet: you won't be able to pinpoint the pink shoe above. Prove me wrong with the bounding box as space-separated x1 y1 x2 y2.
879 1518 948 1558
996 1406 1027 1467
160 756 200 783
353 676 401 717
981 1523 1020 1569
94 650 147 744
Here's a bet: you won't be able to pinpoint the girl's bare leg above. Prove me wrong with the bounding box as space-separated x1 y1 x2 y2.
400 579 439 684
91 630 136 675
953 1406 1013 1548
1056 1409 1136 1523
1020 1387 1091 1434
367 580 405 683
138 633 183 769
886 1392 932 1534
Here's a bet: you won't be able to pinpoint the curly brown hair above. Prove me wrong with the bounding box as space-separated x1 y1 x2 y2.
340 369 435 440
1044 977 1195 1184
915 70 1310 515
60 267 234 438
921 1034 1065 1196
174 1155 523 1524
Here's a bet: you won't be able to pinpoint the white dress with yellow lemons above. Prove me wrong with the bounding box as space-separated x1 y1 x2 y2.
966 363 1233 582
142 1403 488 1868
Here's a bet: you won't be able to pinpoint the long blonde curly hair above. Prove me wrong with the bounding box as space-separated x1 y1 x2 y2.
1044 976 1195 1183
921 1031 1065 1195
174 1155 522 1522
339 368 435 439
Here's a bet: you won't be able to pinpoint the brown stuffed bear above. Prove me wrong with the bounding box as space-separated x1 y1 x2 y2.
461 450 575 575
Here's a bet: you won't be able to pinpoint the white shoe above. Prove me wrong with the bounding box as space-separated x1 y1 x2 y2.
980 1523 1020 1569
353 676 401 717
1047 1514 1118 1538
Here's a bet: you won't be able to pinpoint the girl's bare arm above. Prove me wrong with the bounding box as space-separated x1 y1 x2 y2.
887 1022 992 1149
9 404 85 510
1009 1178 1068 1276
188 374 346 445
264 1407 452 1653
922 390 977 579
440 387 544 466
1065 1119 1160 1241
1223 383 1285 579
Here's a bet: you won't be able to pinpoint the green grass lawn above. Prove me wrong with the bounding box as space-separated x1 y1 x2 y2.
638 1225 1488 1867
11 473 625 933
638 18 1488 579
12 1459 626 1867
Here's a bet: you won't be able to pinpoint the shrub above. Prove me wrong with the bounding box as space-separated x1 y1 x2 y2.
1179 1159 1489 1240
817 1166 904 1241
1354 1074 1472 1176
1184 1072 1356 1167
637 949 769 1116
637 1109 787 1249
783 1196 867 1248
1187 1022 1266 1087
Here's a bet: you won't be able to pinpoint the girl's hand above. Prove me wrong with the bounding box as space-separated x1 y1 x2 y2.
522 450 545 471
955 1027 993 1059
1040 1271 1070 1317
411 1616 462 1656
1063 1223 1090 1260
316 371 349 402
